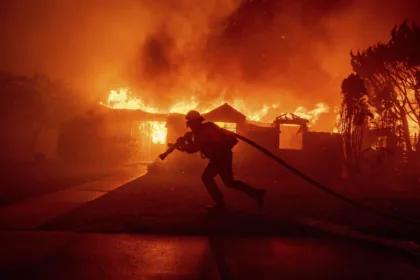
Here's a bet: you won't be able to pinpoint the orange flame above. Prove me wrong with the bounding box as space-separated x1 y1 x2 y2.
293 103 330 125
150 122 167 144
332 106 340 133
138 121 167 144
101 88 330 127
405 89 419 140
407 115 419 142
100 88 158 113
169 97 200 114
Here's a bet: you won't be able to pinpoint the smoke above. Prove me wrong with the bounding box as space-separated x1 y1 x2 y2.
1 0 419 130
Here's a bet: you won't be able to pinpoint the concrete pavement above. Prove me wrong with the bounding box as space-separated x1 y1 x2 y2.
0 167 145 230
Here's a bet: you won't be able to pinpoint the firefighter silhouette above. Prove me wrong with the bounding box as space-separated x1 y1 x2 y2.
178 110 265 212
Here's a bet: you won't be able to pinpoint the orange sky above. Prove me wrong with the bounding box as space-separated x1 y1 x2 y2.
1 0 419 131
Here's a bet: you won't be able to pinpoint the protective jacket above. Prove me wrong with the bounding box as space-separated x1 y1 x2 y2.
182 122 238 159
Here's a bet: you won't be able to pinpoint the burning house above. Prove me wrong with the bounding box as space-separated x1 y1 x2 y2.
236 111 342 179
58 87 343 179
101 109 168 163
163 103 247 144
57 106 168 164
92 101 342 179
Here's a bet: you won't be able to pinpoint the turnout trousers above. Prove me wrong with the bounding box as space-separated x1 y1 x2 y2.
201 151 260 204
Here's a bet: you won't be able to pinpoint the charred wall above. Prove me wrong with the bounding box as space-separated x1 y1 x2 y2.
235 129 343 180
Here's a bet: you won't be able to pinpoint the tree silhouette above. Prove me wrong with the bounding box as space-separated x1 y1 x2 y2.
349 21 420 158
338 73 372 174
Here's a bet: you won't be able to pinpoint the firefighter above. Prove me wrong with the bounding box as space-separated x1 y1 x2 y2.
178 110 266 212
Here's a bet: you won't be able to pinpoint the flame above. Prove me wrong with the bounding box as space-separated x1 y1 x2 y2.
138 121 167 144
332 106 340 133
405 89 419 141
245 104 279 122
100 88 158 113
407 115 419 143
368 101 418 141
102 88 330 127
169 97 200 114
150 122 167 144
293 103 330 125
215 122 237 132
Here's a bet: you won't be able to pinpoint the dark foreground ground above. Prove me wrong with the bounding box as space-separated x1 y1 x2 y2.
0 161 137 206
1 230 419 280
43 170 420 240
1 166 420 279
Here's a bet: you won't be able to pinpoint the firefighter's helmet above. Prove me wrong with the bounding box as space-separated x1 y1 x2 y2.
185 110 205 125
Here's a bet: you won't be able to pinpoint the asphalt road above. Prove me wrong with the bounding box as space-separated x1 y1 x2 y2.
1 230 419 280
41 172 420 239
0 168 419 279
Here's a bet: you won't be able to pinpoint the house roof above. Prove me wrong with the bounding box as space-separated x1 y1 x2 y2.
203 103 246 123
99 103 249 124
99 106 168 122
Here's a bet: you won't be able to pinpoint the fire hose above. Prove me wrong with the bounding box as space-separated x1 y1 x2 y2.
159 131 420 225
233 132 420 226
